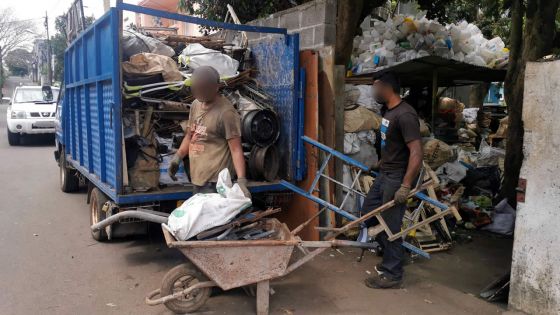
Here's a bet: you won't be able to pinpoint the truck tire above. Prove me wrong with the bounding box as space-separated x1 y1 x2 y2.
161 263 211 314
7 128 20 146
90 187 109 242
59 151 79 192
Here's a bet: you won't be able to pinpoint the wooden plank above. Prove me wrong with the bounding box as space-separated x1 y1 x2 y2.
281 50 321 241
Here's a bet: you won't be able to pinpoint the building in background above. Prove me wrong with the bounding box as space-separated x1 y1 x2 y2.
135 0 202 36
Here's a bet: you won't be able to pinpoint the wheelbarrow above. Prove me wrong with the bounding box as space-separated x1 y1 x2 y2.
145 218 380 314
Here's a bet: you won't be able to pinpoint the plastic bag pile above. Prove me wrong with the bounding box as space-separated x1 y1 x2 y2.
352 13 509 74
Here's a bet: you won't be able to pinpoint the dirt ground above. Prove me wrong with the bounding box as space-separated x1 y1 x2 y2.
151 230 512 315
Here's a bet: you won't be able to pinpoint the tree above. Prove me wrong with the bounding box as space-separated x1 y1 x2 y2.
5 48 32 76
0 8 36 83
50 14 95 83
500 0 560 206
177 0 305 28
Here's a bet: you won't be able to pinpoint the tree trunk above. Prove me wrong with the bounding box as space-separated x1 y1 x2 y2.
501 0 560 207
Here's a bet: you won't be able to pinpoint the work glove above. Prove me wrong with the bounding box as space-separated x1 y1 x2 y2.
393 184 411 205
236 177 252 199
368 161 381 175
167 154 183 181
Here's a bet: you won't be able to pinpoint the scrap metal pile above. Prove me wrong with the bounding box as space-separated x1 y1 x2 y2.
120 29 280 192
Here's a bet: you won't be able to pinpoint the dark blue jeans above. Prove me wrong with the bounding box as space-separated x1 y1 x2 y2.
361 170 407 280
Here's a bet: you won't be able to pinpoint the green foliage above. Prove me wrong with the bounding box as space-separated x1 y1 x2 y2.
5 48 32 76
177 0 305 30
51 14 95 83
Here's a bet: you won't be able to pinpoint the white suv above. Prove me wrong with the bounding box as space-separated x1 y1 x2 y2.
6 86 60 145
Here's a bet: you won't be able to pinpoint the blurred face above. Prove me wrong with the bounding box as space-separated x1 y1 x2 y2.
373 79 391 105
191 73 219 103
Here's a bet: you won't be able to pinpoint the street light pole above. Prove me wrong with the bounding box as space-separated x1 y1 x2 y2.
44 11 52 85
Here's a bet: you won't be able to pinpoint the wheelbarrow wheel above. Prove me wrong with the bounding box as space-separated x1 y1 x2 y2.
161 263 211 314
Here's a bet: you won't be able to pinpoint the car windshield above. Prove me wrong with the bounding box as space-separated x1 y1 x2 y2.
14 87 60 103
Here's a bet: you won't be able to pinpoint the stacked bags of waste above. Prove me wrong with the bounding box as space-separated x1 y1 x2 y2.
351 12 509 74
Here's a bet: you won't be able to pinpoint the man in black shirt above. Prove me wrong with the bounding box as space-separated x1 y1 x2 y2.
362 72 423 289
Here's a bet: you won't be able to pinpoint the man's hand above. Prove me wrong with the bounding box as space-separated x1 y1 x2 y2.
394 184 411 204
237 177 251 199
167 154 183 181
368 161 381 175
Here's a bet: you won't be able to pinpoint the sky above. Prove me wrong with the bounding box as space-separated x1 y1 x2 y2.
1 0 139 46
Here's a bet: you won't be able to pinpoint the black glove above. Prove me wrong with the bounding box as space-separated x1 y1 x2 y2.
237 177 252 199
167 154 183 181
368 161 381 175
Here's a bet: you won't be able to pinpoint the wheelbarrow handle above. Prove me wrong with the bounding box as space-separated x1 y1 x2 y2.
299 240 379 249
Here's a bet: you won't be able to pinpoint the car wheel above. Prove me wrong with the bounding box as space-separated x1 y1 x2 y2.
60 150 79 192
7 128 20 146
90 187 109 242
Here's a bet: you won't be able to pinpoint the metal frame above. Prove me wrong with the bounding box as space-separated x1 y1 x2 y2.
59 2 305 205
281 136 459 258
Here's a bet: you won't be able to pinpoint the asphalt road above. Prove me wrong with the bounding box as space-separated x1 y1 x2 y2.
0 76 508 315
0 76 185 314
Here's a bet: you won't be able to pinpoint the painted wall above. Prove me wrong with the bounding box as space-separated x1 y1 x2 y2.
509 60 560 314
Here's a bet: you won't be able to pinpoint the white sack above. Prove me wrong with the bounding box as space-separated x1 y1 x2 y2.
179 43 239 77
166 169 251 240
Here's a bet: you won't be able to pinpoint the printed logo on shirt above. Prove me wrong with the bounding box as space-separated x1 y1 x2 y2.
190 122 208 155
380 118 390 148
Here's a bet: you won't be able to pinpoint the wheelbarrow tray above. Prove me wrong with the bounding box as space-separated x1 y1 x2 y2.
162 219 298 290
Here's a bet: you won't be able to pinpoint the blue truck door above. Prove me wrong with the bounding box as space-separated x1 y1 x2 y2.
63 9 122 200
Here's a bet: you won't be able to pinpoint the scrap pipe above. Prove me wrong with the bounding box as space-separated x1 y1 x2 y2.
91 210 168 231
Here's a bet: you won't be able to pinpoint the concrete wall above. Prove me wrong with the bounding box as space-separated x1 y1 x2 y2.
509 61 560 314
246 0 337 50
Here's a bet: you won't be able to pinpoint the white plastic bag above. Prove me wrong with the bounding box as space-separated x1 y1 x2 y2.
344 133 360 154
482 199 516 235
122 30 175 61
179 43 239 77
166 169 252 240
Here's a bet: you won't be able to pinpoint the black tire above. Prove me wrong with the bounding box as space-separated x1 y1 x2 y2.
7 128 20 146
90 187 109 242
59 151 79 192
161 263 211 314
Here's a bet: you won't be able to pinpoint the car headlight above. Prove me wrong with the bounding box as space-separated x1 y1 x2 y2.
10 110 26 119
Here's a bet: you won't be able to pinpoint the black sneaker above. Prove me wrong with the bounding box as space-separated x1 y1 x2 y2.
364 273 402 289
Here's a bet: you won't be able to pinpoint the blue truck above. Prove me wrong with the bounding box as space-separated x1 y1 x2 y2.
55 1 304 241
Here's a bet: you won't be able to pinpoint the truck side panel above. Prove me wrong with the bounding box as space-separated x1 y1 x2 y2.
63 9 120 199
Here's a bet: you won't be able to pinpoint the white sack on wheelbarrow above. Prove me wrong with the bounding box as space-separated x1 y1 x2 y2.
166 169 252 240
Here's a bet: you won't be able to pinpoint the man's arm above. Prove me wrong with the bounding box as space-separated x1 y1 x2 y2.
227 136 246 179
402 139 423 188
176 128 191 158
